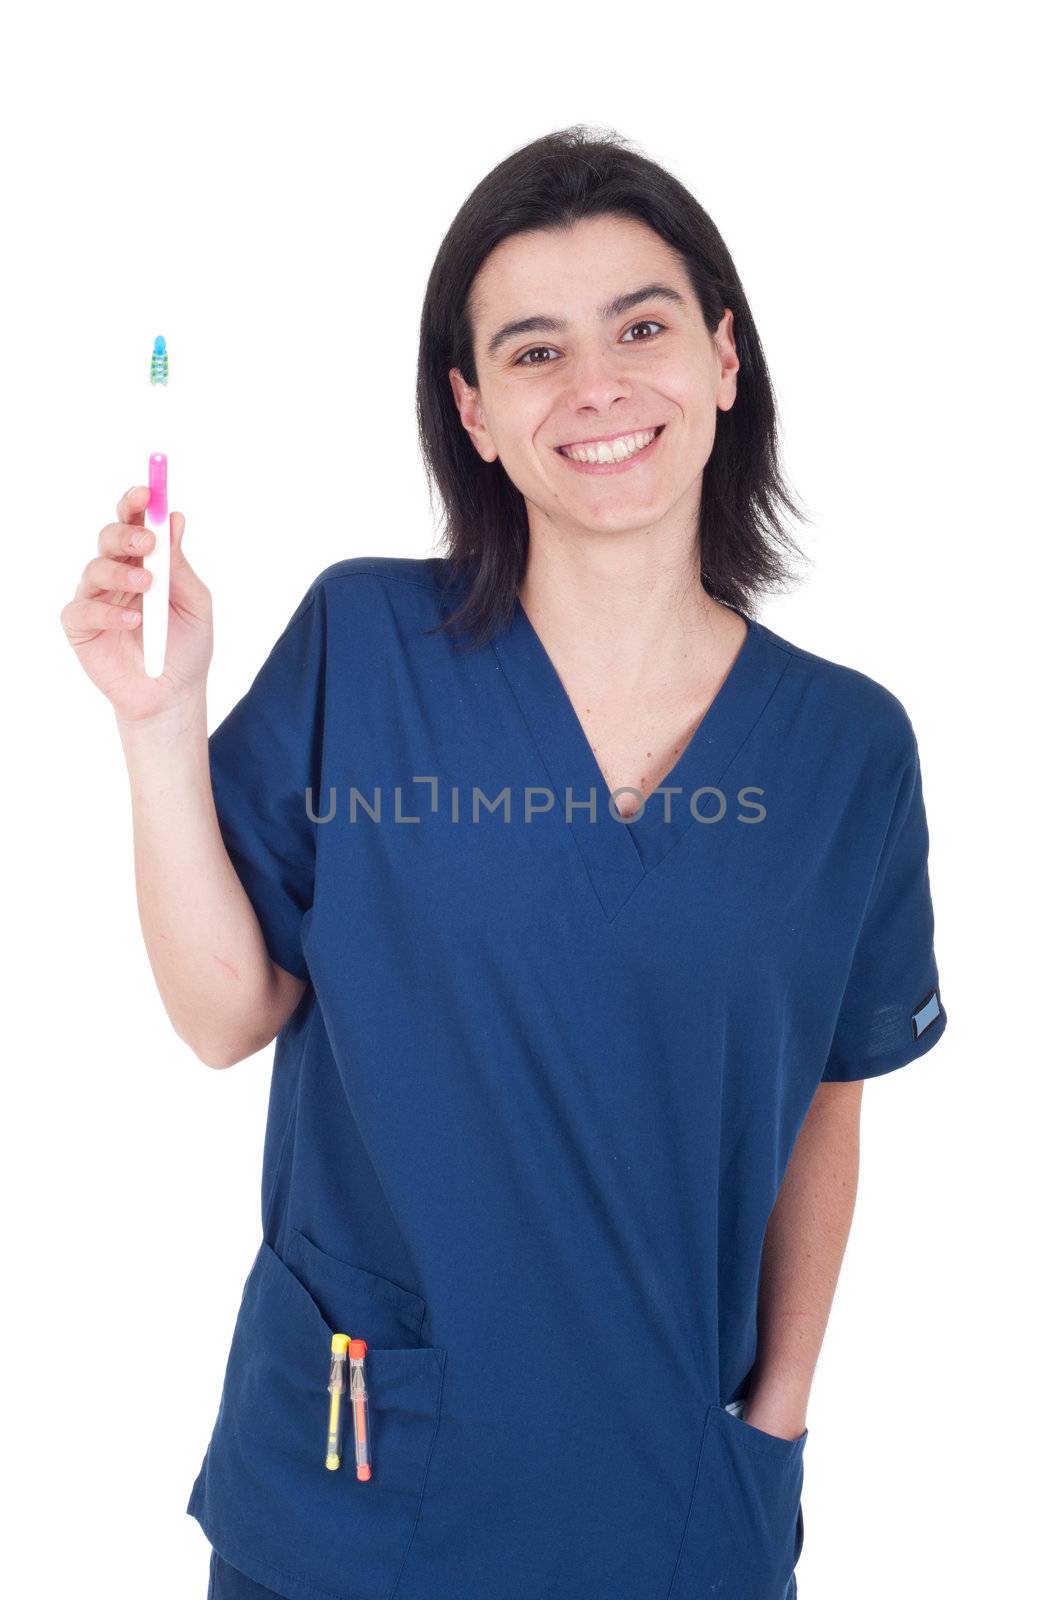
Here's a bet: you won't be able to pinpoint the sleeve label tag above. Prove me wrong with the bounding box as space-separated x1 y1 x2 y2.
911 987 943 1040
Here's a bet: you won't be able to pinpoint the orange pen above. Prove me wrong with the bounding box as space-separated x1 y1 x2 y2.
348 1340 372 1481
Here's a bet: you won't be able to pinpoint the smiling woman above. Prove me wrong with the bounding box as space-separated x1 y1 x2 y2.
415 127 811 649
161 124 950 1600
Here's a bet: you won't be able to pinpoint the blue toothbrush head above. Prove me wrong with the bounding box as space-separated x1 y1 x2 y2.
150 335 169 385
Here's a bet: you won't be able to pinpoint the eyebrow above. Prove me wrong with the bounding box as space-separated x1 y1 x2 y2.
485 282 688 360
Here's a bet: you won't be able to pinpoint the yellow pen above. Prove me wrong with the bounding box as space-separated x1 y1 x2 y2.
326 1333 350 1470
348 1339 372 1481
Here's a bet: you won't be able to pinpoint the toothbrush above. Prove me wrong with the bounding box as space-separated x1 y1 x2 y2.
142 335 171 677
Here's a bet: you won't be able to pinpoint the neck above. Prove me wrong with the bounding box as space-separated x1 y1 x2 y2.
517 536 739 694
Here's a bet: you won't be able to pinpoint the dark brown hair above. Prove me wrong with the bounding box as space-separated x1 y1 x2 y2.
416 124 811 650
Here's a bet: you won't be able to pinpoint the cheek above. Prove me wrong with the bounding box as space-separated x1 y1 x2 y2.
507 399 554 459
482 376 540 436
495 429 553 496
661 358 715 412
670 374 721 457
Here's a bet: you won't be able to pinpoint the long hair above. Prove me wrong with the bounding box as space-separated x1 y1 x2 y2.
416 124 812 650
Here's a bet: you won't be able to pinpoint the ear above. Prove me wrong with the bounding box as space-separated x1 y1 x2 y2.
714 308 740 412
448 367 499 463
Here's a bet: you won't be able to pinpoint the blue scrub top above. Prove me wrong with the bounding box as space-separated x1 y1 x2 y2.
186 557 948 1600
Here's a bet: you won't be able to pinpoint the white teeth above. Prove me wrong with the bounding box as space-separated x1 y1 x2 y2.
560 427 659 464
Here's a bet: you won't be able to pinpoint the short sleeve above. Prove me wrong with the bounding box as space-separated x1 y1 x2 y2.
821 726 948 1081
208 580 327 983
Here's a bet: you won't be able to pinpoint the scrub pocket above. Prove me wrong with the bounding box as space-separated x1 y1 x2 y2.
209 1544 286 1598
187 1229 447 1600
666 1404 807 1600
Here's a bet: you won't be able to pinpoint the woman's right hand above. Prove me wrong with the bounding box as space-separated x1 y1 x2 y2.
60 485 214 724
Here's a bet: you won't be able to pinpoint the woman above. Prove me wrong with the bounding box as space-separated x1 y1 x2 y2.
61 127 947 1600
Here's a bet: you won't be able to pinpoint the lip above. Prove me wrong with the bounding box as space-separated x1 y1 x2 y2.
555 424 666 475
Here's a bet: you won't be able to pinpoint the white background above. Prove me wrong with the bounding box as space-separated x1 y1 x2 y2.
3 3 1058 1595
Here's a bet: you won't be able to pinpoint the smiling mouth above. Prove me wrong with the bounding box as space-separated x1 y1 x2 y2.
555 424 666 464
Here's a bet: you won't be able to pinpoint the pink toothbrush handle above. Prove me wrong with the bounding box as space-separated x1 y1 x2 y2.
147 452 168 527
142 452 170 676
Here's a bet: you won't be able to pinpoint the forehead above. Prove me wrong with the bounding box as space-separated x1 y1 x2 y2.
470 215 685 337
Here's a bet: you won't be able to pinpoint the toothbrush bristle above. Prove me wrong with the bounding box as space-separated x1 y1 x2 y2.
150 335 169 386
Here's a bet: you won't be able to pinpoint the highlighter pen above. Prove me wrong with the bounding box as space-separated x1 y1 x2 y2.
348 1340 372 1481
142 335 171 677
326 1333 350 1470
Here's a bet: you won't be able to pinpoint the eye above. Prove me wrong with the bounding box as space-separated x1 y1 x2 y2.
513 320 666 366
514 346 561 367
620 319 665 344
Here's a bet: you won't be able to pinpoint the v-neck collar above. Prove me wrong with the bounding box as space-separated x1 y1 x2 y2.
490 590 792 921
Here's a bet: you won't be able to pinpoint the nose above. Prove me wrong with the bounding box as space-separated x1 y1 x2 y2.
562 344 638 416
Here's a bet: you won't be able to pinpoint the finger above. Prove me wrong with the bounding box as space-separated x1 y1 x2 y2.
116 485 150 527
60 595 143 638
97 520 155 559
76 555 154 601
